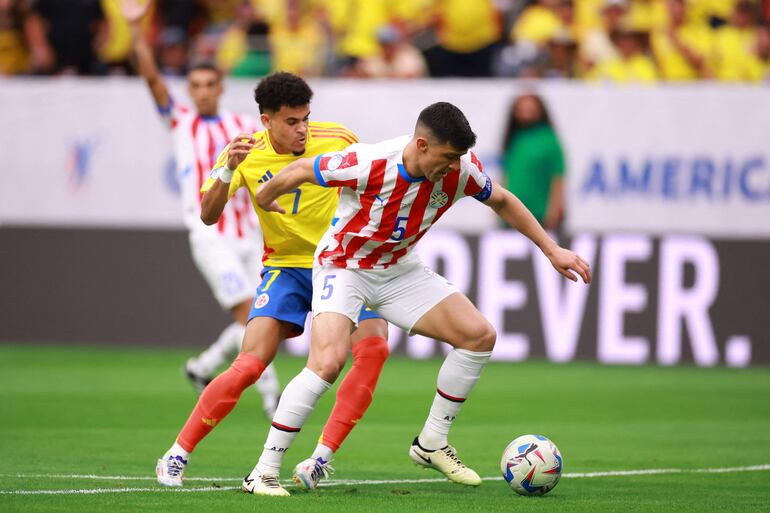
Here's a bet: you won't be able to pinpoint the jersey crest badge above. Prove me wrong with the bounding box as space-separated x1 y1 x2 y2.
429 191 449 208
327 154 344 170
320 152 358 171
254 293 270 309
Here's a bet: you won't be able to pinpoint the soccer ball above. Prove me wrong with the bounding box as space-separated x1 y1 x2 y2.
500 434 562 496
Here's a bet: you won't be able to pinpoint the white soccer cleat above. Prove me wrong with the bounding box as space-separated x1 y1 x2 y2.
292 457 335 490
409 437 482 486
241 468 291 497
156 454 188 487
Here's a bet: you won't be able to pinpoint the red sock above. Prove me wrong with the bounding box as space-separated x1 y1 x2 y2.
176 352 266 453
320 337 389 451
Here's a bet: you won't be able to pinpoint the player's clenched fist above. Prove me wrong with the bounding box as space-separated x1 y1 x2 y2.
226 133 256 170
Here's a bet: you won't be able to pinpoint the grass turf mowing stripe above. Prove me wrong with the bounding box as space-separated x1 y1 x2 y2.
3 464 769 495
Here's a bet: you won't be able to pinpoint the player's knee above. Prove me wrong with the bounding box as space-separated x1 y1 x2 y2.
480 324 497 351
372 320 390 340
352 336 390 363
230 352 267 385
353 319 389 342
316 348 348 383
465 322 496 352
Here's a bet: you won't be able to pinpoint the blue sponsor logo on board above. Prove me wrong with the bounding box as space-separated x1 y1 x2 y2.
581 155 770 201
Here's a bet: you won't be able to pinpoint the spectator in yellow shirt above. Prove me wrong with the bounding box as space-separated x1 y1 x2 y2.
0 0 54 74
689 0 738 27
512 0 562 46
359 24 427 78
712 0 763 82
588 23 658 83
574 0 605 37
427 0 501 76
625 0 668 33
319 0 387 64
580 0 629 72
651 0 713 80
268 0 326 76
214 2 271 77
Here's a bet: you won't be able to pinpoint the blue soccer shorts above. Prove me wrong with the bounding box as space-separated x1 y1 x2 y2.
248 266 382 337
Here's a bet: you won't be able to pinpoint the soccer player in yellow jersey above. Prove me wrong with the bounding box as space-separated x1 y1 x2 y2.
156 73 390 494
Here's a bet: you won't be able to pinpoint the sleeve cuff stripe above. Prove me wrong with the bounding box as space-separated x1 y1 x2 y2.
314 155 328 187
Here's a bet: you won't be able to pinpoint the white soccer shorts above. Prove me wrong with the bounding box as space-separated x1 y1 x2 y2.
189 231 263 310
312 256 459 334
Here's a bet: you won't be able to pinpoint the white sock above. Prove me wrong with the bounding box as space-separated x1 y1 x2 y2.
165 441 190 460
311 443 334 463
254 362 281 412
189 322 244 376
255 368 331 474
418 349 492 450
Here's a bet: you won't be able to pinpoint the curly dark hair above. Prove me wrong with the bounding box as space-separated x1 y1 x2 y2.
253 71 313 114
416 102 477 152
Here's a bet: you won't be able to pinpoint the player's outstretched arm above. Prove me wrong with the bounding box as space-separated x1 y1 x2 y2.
255 158 318 214
120 0 170 110
484 181 592 284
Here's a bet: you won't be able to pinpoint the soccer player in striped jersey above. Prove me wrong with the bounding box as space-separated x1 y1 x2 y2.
250 102 592 493
155 72 391 495
121 0 280 416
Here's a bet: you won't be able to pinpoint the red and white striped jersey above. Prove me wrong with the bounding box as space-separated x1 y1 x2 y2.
314 135 492 269
162 97 259 239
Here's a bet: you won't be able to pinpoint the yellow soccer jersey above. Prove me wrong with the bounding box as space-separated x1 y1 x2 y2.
202 121 358 268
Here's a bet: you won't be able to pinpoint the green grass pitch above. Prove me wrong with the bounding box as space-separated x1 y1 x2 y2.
1 343 768 513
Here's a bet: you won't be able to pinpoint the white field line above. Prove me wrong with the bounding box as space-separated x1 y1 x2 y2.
2 486 241 496
1 464 768 496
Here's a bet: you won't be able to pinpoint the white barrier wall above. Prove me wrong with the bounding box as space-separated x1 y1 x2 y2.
0 79 767 365
1 79 769 237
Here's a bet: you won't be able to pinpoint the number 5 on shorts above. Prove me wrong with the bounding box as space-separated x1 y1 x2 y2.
321 274 336 300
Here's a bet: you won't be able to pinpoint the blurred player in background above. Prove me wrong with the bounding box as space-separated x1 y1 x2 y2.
120 0 281 415
249 101 591 494
155 71 390 493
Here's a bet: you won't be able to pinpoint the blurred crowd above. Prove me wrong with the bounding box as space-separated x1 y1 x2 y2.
2 0 770 82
